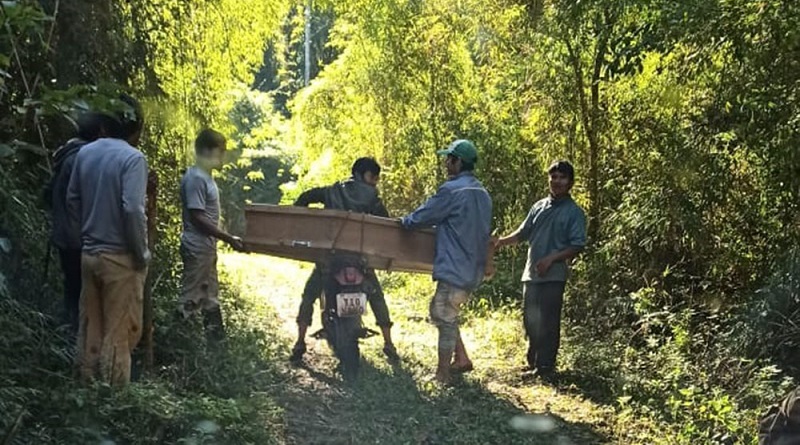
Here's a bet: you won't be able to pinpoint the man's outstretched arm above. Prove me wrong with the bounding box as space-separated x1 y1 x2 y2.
188 210 244 251
293 187 326 207
401 187 453 229
496 208 535 248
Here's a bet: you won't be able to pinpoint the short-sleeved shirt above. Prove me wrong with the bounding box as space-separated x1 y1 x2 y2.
180 166 220 253
518 195 586 283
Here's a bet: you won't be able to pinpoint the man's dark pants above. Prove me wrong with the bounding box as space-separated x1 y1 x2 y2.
523 281 566 372
297 265 392 328
58 248 82 334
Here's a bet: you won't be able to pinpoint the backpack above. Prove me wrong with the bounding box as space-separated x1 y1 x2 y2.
759 387 800 445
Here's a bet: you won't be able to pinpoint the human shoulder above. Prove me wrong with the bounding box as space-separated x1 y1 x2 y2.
565 197 586 216
433 180 458 200
103 139 145 165
444 173 483 192
73 140 99 158
184 166 212 185
531 197 550 211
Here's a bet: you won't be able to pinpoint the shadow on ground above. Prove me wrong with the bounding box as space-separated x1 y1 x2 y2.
279 353 607 445
219 254 616 444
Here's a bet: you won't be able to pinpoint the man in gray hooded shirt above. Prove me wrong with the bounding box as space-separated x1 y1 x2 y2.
290 157 398 363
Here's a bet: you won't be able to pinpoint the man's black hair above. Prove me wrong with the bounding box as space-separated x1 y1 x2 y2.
195 128 226 153
76 112 103 142
100 93 143 140
448 154 475 172
352 157 381 178
548 160 575 182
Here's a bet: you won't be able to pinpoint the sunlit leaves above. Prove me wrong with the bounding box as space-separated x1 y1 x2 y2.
128 0 290 128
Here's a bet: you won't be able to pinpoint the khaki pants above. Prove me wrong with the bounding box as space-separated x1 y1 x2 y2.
77 252 146 386
429 281 470 355
179 245 220 317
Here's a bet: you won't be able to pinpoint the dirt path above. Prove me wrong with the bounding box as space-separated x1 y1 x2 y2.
221 253 620 445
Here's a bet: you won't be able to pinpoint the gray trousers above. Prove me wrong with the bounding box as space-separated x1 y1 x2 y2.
523 281 566 371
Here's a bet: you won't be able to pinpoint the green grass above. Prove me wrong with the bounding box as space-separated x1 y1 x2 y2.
220 253 649 444
0 253 288 445
3 252 770 444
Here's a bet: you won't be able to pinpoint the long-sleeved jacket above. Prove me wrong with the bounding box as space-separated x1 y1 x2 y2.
294 177 389 217
401 172 492 291
45 138 87 250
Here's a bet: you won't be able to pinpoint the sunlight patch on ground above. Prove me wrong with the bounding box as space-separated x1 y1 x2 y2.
220 252 626 443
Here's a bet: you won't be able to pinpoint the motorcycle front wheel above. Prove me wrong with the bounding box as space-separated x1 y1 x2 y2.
333 316 361 383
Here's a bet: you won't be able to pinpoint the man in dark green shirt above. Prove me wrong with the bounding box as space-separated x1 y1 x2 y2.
496 160 586 382
290 158 398 363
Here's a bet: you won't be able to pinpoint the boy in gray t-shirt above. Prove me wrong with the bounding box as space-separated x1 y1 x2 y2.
179 129 244 343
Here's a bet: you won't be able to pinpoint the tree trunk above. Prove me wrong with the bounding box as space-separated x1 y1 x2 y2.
564 10 612 243
565 39 598 240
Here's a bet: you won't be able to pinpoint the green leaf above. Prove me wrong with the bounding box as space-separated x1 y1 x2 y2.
0 143 14 158
11 140 47 156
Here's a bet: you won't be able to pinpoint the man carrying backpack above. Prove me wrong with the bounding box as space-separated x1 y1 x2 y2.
759 387 800 445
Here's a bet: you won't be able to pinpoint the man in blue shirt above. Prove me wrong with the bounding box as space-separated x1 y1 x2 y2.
401 139 492 384
495 160 587 382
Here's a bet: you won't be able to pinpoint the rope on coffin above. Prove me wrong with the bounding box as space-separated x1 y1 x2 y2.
329 211 369 267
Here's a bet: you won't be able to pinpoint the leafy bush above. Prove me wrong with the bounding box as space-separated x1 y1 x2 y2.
737 249 800 375
0 263 287 444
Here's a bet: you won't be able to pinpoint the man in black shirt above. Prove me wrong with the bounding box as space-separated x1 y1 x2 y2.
44 112 102 335
290 158 398 363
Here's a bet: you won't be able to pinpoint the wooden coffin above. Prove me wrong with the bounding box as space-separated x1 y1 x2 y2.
243 204 437 273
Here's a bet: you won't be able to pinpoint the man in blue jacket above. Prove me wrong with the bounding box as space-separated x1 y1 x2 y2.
401 139 492 384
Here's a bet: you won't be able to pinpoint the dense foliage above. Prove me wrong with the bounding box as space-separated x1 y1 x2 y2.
2 0 800 443
280 0 800 441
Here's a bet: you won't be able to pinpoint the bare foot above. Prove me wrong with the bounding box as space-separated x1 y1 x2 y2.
434 370 453 385
450 360 474 374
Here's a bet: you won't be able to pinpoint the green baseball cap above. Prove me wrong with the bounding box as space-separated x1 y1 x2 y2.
437 139 478 164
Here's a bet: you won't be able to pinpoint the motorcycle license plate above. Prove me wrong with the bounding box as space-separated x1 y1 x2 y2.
336 292 367 318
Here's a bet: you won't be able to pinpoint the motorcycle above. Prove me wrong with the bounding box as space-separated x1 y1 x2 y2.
312 253 377 382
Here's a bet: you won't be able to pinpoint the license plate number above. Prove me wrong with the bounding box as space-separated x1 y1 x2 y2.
336 293 367 318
